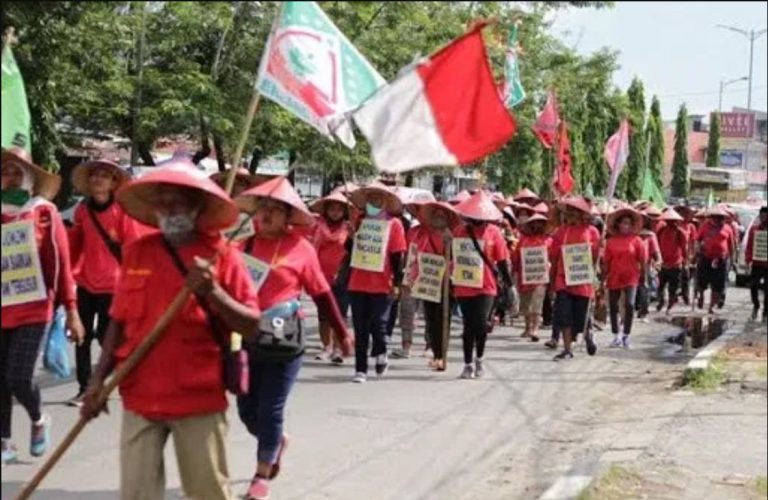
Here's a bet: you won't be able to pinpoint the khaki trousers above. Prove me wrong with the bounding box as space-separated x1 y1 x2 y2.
120 410 230 500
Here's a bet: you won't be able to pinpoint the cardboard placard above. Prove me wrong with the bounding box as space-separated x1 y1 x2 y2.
521 245 550 285
451 237 484 288
350 219 390 273
241 253 270 292
411 253 446 303
753 230 767 262
2 220 47 306
402 242 418 287
562 242 594 286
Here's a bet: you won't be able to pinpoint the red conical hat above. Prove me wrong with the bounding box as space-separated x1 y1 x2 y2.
236 176 315 226
642 205 662 218
532 202 550 215
309 190 352 214
513 188 541 203
416 201 462 228
607 206 644 235
558 195 592 215
72 159 131 196
703 206 727 218
2 147 61 200
659 208 684 222
210 168 260 189
348 181 403 214
519 213 549 226
448 190 471 205
116 159 238 231
454 190 502 222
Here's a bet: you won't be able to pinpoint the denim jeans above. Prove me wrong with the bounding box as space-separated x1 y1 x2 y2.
237 354 302 464
349 292 394 373
609 287 637 336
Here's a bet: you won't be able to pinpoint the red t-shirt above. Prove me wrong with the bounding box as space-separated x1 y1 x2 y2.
2 200 78 329
348 216 407 294
639 231 660 263
68 201 147 294
513 234 552 293
406 225 449 284
110 233 259 420
244 231 330 311
313 217 350 283
657 224 689 268
551 224 600 298
604 234 647 290
746 223 768 266
452 223 509 298
697 221 732 260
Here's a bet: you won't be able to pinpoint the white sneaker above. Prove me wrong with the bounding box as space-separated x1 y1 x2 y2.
622 336 632 350
460 364 475 379
330 349 344 365
423 348 434 359
315 349 330 361
474 359 485 378
352 372 367 384
375 354 389 377
610 335 623 348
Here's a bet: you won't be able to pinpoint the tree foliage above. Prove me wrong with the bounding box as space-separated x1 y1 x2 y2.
706 111 720 167
671 103 689 198
646 95 664 186
620 77 646 201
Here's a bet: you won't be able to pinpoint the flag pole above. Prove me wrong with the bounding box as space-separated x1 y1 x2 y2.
441 233 452 369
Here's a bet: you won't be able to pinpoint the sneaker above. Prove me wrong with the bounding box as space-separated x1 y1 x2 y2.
314 349 331 361
375 354 389 377
246 475 271 500
585 334 597 356
30 414 51 457
66 390 85 408
751 308 759 322
352 372 367 384
459 364 475 379
553 350 574 361
474 359 485 378
390 347 411 359
1 440 18 466
330 350 344 365
423 348 434 359
269 435 289 479
530 334 540 343
610 335 623 348
622 335 631 350
544 339 558 350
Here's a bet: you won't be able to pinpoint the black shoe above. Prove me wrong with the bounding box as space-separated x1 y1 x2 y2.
544 340 558 350
374 354 389 376
553 350 573 361
585 334 597 356
751 308 759 321
66 390 85 408
656 300 664 312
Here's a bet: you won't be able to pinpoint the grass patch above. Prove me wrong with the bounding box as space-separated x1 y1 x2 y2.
754 475 767 498
682 356 727 393
577 465 643 500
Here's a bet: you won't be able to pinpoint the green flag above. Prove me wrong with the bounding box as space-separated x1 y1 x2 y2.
641 163 665 207
585 181 594 199
1 44 31 151
501 24 525 108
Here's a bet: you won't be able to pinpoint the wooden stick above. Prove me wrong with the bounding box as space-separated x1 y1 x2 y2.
441 235 452 367
225 90 262 194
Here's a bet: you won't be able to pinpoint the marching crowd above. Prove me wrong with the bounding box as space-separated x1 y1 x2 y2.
2 147 767 499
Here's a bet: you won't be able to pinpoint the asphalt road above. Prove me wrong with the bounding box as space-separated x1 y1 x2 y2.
1 286 760 500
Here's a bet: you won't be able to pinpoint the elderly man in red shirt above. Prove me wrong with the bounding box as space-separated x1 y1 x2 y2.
81 161 260 500
745 206 768 321
695 206 733 315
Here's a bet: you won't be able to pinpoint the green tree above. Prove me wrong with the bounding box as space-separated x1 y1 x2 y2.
620 77 646 200
646 95 664 186
706 111 720 167
671 103 689 198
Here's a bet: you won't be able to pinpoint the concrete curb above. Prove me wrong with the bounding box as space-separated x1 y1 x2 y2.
686 326 741 371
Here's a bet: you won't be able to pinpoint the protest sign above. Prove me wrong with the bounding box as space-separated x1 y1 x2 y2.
753 230 767 262
562 242 593 286
521 245 549 285
2 220 47 306
350 219 390 272
451 237 484 288
411 252 446 303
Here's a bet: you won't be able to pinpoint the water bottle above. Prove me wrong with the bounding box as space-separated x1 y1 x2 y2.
262 300 301 320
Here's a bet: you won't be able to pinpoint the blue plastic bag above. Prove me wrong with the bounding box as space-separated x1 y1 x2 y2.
43 306 71 379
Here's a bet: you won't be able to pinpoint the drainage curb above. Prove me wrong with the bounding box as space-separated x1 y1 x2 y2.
685 326 741 371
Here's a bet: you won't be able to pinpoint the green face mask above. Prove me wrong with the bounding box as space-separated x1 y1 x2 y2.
1 188 31 207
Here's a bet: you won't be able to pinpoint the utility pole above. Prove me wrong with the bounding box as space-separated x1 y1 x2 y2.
719 77 748 113
130 3 147 166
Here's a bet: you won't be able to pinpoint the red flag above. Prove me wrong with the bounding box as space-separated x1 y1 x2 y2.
532 91 559 149
604 119 630 201
553 120 574 195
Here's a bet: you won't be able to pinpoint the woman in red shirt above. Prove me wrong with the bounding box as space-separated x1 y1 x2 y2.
452 191 511 379
512 214 552 342
309 190 353 363
603 207 647 349
695 206 732 314
655 208 689 314
346 182 407 383
235 177 351 500
675 205 699 306
2 148 84 465
745 206 768 321
67 159 134 405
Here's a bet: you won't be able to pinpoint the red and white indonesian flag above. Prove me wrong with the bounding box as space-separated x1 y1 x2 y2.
353 25 517 174
604 119 630 201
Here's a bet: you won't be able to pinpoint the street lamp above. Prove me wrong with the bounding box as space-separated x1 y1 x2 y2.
715 25 767 171
719 76 748 113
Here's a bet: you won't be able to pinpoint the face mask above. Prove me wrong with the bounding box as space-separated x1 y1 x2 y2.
1 188 31 207
366 203 383 217
156 210 198 241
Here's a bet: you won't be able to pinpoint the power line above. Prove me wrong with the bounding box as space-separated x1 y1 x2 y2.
658 85 768 99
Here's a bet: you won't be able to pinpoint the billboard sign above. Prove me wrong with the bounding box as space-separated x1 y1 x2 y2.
720 150 744 168
720 112 755 138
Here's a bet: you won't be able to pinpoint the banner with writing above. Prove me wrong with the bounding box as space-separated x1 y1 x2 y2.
2 220 47 306
452 237 484 288
521 245 549 285
562 242 594 286
241 253 271 292
753 230 767 262
222 213 256 242
411 252 446 303
403 242 419 286
350 219 390 272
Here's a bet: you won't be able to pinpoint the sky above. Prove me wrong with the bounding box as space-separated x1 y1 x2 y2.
549 1 767 122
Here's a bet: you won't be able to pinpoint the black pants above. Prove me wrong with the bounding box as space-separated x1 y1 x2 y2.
423 300 448 361
386 298 399 341
457 295 494 365
679 267 693 303
350 293 393 374
609 287 637 336
658 267 682 307
751 266 768 310
542 286 553 325
1 324 47 439
75 288 113 393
